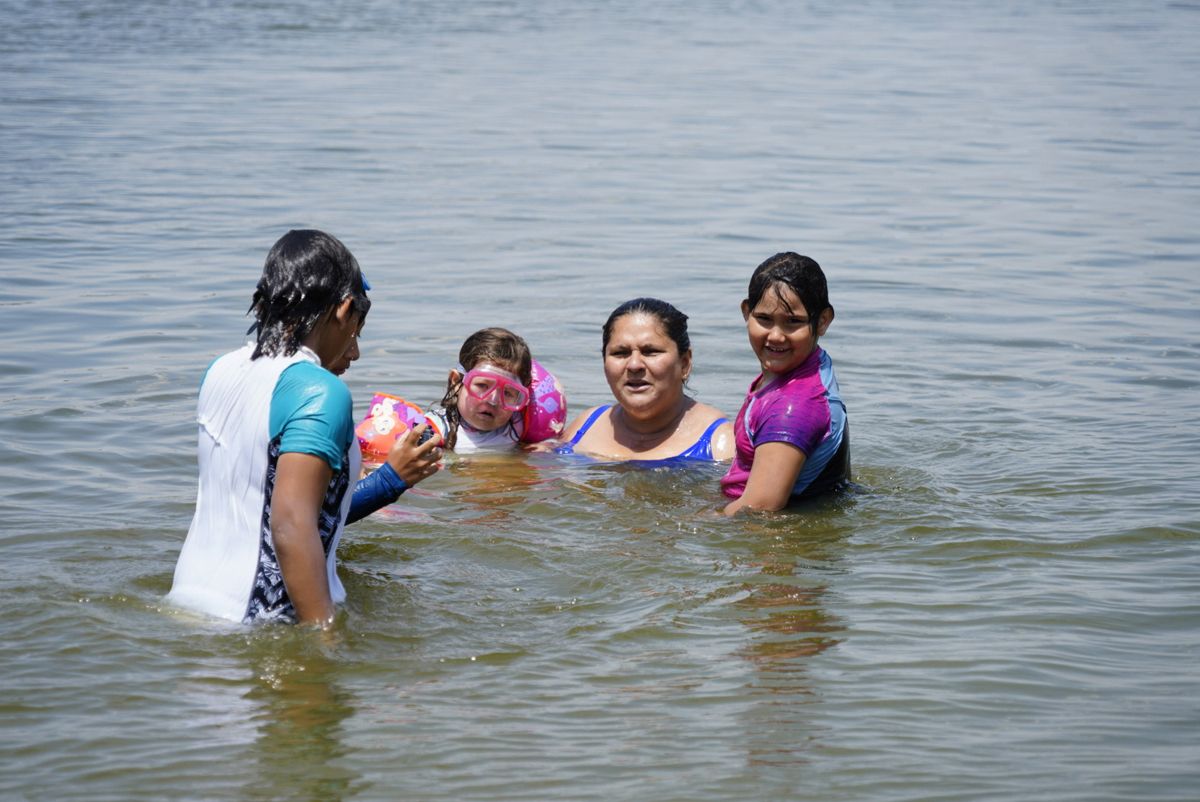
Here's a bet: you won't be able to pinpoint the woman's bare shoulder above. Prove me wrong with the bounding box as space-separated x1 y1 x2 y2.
561 404 609 441
688 400 733 425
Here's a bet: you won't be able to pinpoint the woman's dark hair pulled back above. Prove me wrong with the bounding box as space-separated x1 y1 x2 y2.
601 298 691 356
746 252 831 330
247 229 370 359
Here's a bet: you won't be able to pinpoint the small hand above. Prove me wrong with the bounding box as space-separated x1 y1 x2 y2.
384 422 443 486
520 439 560 453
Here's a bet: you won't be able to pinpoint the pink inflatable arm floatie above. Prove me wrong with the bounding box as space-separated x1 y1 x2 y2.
521 359 567 443
355 392 443 461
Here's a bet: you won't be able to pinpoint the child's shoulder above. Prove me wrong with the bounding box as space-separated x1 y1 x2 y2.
754 369 822 410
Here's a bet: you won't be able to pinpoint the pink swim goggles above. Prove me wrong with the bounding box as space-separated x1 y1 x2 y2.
461 365 530 412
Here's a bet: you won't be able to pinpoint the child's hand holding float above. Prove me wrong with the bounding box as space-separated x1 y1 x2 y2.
383 421 443 486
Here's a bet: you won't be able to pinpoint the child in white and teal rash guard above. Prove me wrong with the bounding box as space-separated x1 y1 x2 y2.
167 230 441 626
171 343 358 623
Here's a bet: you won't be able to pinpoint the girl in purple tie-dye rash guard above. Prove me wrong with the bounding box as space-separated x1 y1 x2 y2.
721 252 849 515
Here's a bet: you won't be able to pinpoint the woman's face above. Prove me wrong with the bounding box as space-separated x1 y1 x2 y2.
603 312 691 420
456 361 522 432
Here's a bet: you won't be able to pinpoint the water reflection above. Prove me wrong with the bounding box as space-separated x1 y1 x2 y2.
737 514 848 664
734 514 849 767
441 453 547 525
738 582 841 663
243 643 361 802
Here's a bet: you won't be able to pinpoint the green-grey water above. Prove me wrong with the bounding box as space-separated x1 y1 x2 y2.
1 2 1198 800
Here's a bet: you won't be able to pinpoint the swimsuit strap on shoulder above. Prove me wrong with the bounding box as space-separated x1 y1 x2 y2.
565 404 610 447
674 417 729 460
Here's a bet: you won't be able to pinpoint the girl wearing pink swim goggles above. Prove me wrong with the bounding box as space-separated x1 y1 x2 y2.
429 327 534 451
355 326 567 459
462 364 531 412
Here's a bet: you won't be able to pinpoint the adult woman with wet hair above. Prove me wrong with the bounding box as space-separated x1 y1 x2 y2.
557 298 733 462
168 229 441 626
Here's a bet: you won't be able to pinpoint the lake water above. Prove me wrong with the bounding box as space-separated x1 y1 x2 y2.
2 1 1198 800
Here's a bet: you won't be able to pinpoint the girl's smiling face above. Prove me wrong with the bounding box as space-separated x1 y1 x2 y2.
742 282 832 377
456 361 523 431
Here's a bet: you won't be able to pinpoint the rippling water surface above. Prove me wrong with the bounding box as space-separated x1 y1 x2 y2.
2 2 1198 800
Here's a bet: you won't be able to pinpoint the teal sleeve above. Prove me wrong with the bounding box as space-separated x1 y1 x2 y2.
269 361 354 472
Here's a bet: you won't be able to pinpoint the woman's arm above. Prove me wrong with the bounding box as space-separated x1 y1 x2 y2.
272 451 337 625
723 441 805 516
709 420 736 461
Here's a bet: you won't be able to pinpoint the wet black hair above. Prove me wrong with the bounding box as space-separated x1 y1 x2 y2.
247 229 370 359
745 252 831 332
601 298 691 357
